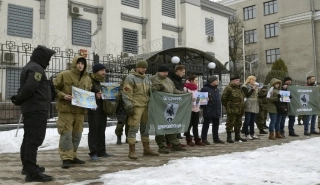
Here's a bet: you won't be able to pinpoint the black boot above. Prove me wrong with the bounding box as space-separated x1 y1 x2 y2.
289 132 299 137
25 172 53 182
259 129 268 134
226 131 234 143
235 132 247 142
61 160 71 169
116 135 122 145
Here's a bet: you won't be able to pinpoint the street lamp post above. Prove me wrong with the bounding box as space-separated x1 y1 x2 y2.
242 26 246 83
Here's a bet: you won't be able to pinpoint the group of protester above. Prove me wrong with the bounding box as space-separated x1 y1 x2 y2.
10 46 320 182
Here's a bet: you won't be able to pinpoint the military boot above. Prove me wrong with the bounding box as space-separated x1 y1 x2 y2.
171 144 187 151
142 142 159 156
226 131 234 143
128 144 138 159
116 135 122 145
235 132 247 142
158 147 170 154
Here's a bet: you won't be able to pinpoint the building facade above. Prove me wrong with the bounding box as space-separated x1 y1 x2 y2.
220 0 320 81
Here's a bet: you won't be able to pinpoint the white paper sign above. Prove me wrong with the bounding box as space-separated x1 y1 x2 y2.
194 92 208 105
72 86 97 109
279 90 291 102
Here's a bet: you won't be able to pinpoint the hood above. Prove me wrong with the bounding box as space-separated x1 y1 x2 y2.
71 56 87 75
30 45 56 69
270 78 282 87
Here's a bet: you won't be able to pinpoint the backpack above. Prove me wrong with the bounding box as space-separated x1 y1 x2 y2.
103 100 116 118
274 102 288 114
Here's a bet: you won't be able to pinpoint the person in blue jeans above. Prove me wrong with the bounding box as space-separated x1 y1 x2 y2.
303 76 320 136
267 78 284 140
279 76 299 137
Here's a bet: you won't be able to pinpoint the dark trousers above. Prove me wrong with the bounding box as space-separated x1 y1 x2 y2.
21 111 47 175
201 117 220 141
243 112 256 135
185 112 199 139
88 113 107 156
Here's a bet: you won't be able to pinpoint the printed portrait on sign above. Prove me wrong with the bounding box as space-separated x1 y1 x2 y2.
72 86 97 109
100 83 120 100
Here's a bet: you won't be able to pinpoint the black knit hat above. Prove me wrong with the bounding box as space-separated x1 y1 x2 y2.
283 76 292 83
230 76 240 80
207 76 218 83
158 65 170 72
92 63 106 73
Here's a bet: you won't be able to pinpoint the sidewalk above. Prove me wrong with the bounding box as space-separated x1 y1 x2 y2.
0 125 317 185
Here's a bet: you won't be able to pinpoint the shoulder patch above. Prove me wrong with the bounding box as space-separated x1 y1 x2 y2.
34 72 42 81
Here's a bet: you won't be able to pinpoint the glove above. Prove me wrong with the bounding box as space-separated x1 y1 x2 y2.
289 95 293 99
10 95 22 106
277 94 281 99
125 108 135 116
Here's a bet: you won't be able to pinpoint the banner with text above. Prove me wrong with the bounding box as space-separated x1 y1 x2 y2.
147 91 192 135
287 86 320 115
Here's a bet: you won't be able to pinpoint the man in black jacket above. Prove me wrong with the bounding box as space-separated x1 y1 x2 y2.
88 63 114 160
168 65 186 140
11 45 55 182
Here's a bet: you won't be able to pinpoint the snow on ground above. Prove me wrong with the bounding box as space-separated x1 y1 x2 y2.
70 137 320 185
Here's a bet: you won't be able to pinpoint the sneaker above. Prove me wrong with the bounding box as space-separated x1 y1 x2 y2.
202 140 211 145
71 158 86 164
25 172 53 182
98 153 114 157
304 132 311 136
90 154 99 161
21 166 45 175
310 131 320 135
251 134 260 140
245 135 253 140
61 160 71 169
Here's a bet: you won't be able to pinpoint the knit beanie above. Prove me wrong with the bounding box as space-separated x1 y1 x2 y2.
157 65 170 72
136 60 148 68
283 76 292 83
207 76 218 83
92 63 106 73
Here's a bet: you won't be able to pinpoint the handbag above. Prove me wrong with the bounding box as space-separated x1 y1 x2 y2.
274 102 288 114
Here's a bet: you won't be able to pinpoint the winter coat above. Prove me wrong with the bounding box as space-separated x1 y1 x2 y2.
54 56 92 114
122 72 151 110
200 82 221 118
221 82 245 115
87 73 104 114
168 70 184 91
258 88 268 111
150 73 185 94
15 46 56 114
183 81 200 112
242 84 259 113
267 78 282 113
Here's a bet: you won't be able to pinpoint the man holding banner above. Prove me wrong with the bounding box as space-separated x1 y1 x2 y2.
149 65 190 154
122 60 159 160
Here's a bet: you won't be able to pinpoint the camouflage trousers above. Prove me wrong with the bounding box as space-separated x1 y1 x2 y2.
127 107 149 145
114 116 128 137
155 134 179 149
226 113 243 132
255 109 268 130
56 112 84 161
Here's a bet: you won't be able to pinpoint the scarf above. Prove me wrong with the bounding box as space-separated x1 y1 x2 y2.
184 82 198 90
91 73 105 82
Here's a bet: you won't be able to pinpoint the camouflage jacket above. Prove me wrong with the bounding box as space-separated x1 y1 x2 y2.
258 88 268 110
221 83 245 115
122 72 151 110
150 73 185 94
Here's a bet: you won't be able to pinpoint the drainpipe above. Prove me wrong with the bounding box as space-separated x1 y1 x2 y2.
310 0 318 82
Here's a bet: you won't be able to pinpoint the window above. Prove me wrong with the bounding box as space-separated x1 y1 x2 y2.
266 48 280 63
265 23 279 38
245 54 258 69
243 5 256 20
205 18 214 36
245 29 257 44
7 4 33 38
162 0 175 18
121 0 139 9
162 36 175 50
264 0 278 15
123 28 138 54
6 67 22 99
229 14 237 24
72 18 92 47
229 36 235 48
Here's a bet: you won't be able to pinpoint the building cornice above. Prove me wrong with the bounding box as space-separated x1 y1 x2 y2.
217 0 247 6
121 13 148 39
200 0 235 18
180 0 201 7
162 23 183 33
314 11 320 21
68 0 103 14
279 12 312 27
